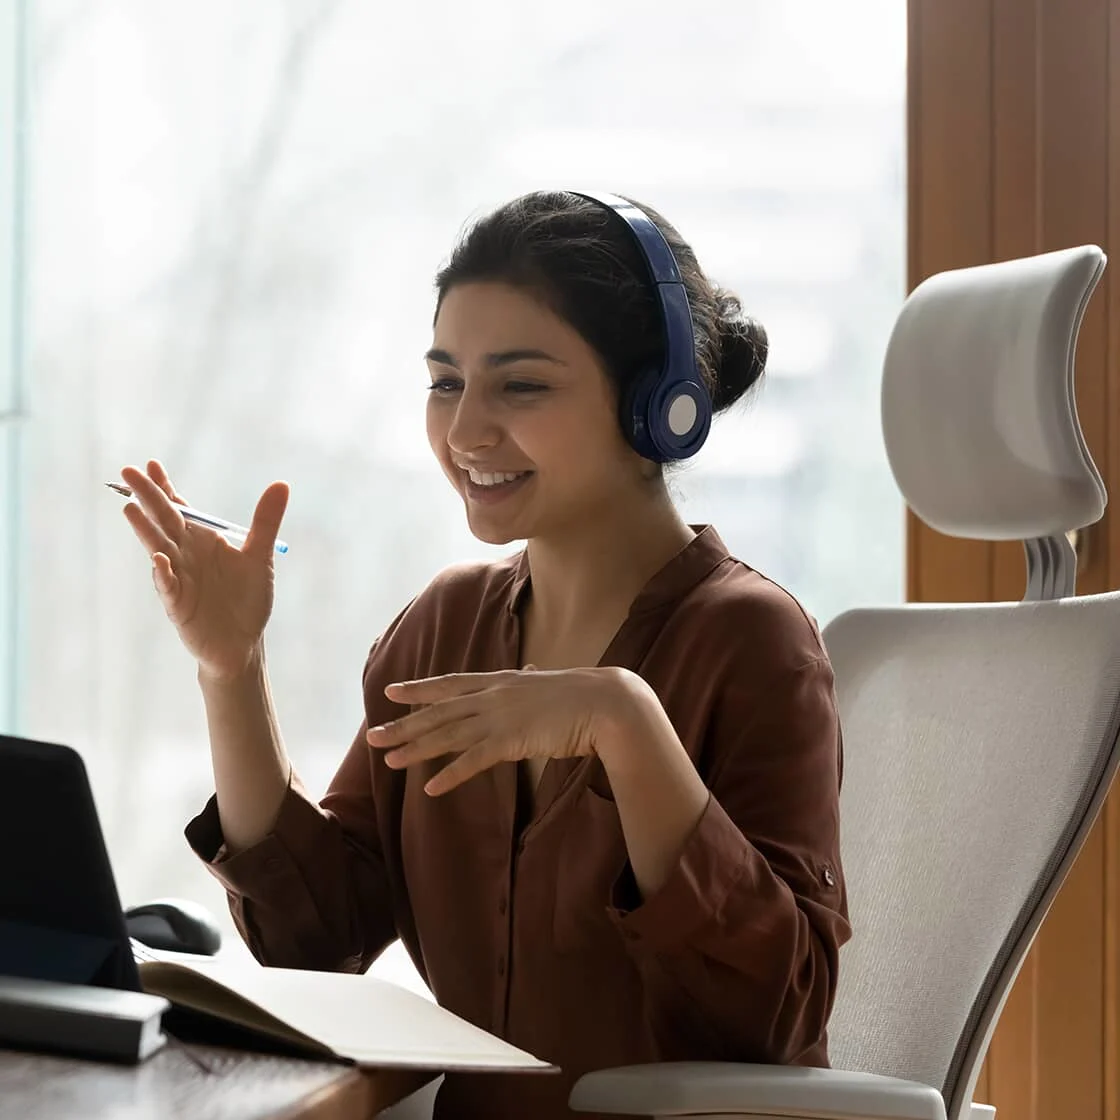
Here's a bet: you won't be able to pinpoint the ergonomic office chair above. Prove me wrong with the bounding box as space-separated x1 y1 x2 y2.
570 244 1120 1120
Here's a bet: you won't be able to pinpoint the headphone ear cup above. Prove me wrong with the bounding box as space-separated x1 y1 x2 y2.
619 368 663 461
650 377 712 461
622 370 712 462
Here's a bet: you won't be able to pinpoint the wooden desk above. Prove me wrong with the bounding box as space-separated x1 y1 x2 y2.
0 1042 435 1119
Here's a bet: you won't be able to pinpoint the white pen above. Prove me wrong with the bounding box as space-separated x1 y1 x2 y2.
106 481 289 555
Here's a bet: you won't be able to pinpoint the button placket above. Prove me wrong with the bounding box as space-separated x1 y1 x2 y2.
493 840 517 1033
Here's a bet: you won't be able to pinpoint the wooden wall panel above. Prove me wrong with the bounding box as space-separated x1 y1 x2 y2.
1033 838 1106 1120
909 1 1120 1118
1105 6 1120 1119
992 0 1039 262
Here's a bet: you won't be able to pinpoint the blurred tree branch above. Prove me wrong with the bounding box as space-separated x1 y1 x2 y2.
119 0 344 844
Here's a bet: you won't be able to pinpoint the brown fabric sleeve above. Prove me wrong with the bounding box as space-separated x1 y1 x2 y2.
181 593 427 974
607 657 850 1065
183 722 397 973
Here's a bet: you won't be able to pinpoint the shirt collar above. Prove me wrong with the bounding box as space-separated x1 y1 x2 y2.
503 524 731 619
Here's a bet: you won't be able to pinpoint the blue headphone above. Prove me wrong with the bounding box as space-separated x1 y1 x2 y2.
571 191 712 462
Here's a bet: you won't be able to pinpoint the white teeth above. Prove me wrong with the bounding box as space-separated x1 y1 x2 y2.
466 469 528 487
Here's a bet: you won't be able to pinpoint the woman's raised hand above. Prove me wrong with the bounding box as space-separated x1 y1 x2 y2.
118 460 290 681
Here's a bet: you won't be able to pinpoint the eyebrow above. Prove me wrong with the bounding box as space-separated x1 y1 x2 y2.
423 348 567 368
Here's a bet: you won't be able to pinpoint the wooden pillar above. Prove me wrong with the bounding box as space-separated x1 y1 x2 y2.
908 1 1120 1117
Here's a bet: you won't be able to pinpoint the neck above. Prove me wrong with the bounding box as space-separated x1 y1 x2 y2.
523 485 695 641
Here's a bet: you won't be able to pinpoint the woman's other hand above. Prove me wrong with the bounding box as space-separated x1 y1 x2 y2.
365 665 656 795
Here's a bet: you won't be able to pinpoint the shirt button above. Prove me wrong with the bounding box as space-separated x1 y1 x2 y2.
823 867 836 888
498 897 508 916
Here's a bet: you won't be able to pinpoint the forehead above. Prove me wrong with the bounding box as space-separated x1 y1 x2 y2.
433 282 574 350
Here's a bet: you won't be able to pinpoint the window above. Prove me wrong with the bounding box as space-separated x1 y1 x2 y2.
0 0 27 735
17 0 905 987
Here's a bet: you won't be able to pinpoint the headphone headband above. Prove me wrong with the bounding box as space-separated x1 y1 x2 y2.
577 192 684 284
569 190 712 462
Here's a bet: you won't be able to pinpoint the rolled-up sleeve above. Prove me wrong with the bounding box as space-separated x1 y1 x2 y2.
184 719 398 974
606 657 850 1065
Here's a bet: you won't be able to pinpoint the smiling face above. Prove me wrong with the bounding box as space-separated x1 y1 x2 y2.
426 281 650 546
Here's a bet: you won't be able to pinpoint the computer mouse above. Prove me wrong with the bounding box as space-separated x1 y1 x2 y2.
124 897 223 956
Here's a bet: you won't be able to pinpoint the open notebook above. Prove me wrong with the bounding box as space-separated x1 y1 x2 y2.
132 941 555 1074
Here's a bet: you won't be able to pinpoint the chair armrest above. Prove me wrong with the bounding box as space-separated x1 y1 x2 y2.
568 1062 947 1120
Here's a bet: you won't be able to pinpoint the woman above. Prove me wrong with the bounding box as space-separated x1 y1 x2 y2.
119 190 850 1120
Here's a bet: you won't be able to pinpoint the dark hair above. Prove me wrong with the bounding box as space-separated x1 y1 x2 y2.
433 191 768 430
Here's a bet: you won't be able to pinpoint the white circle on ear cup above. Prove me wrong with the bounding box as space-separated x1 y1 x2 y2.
667 393 698 437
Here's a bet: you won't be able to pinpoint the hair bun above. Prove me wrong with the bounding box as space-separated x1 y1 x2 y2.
711 288 768 412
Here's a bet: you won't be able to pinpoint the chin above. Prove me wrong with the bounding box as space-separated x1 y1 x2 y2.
470 529 521 546
463 511 525 547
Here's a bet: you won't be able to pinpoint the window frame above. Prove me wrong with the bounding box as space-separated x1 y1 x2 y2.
0 0 28 733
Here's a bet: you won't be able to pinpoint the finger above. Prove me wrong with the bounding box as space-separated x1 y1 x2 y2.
242 481 290 560
151 551 181 600
147 459 189 506
120 464 187 542
367 694 480 747
424 744 504 796
122 498 178 560
384 671 518 704
381 716 485 769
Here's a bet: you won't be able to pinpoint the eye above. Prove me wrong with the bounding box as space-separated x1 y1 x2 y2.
427 378 462 395
504 381 547 394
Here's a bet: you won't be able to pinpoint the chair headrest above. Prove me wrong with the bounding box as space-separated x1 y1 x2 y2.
881 245 1107 540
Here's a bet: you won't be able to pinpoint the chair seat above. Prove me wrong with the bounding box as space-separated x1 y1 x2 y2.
568 1062 947 1120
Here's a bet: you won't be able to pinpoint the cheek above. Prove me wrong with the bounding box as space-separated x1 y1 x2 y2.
535 412 628 489
568 403 632 468
426 402 463 487
425 399 448 457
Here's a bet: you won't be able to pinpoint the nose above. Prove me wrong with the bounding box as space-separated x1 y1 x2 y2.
446 384 501 455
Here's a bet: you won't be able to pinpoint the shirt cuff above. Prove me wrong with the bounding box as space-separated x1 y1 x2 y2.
607 792 752 953
183 773 331 900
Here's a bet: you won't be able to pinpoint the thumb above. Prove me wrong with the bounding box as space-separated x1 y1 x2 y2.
243 481 290 559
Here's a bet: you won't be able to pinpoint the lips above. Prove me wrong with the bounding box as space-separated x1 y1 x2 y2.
461 470 534 505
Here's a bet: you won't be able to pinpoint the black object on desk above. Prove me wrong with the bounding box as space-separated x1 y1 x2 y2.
125 898 222 956
0 734 140 993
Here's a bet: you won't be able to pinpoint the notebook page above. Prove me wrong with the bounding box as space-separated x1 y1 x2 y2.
142 956 555 1073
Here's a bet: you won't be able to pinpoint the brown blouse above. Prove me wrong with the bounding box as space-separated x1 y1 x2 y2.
186 526 850 1119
